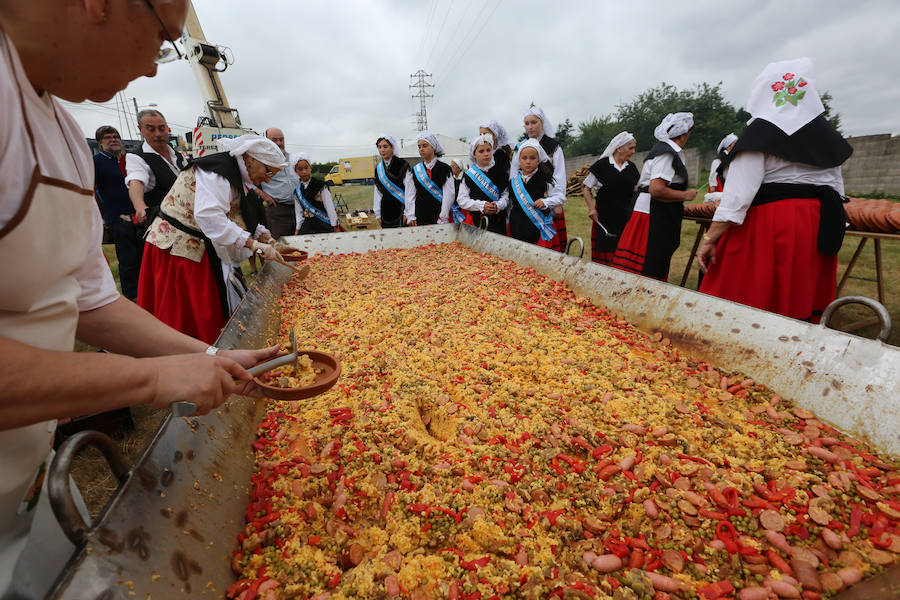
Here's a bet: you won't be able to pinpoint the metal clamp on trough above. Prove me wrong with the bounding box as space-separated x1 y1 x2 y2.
48 430 130 546
821 295 893 342
566 235 584 259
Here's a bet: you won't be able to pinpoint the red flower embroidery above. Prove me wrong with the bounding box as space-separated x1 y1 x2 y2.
771 81 785 92
798 81 807 87
158 221 171 234
783 72 794 80
788 87 798 94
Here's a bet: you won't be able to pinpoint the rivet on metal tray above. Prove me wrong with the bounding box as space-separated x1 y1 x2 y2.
135 466 157 491
161 468 175 487
172 550 190 581
731 329 741 334
715 311 723 317
96 590 114 600
823 387 831 397
779 336 790 342
752 323 760 329
173 450 183 463
831 379 842 389
792 336 801 341
175 510 188 528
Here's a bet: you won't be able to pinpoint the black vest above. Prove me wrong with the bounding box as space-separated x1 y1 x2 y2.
639 142 689 280
509 171 552 244
191 152 262 234
538 135 560 159
588 159 640 251
374 158 411 224
463 163 511 234
413 160 452 225
729 115 852 168
136 149 185 207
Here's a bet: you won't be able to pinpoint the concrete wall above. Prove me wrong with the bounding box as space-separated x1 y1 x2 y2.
842 134 900 196
567 148 703 188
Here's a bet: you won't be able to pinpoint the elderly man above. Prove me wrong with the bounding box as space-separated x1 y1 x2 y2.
125 108 186 229
255 127 300 239
94 125 142 300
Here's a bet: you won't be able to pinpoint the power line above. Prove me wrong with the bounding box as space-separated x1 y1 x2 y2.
423 2 453 69
427 0 473 75
415 0 437 57
432 0 495 85
437 0 502 87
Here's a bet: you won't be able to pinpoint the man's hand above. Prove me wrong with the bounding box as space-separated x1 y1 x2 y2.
257 189 277 207
483 202 498 215
683 189 698 202
135 205 147 224
147 354 249 415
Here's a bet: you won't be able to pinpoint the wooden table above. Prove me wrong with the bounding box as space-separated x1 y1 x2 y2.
679 217 898 334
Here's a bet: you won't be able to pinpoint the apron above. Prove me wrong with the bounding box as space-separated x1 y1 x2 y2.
0 35 96 597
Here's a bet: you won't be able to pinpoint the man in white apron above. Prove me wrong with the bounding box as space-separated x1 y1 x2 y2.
0 2 278 596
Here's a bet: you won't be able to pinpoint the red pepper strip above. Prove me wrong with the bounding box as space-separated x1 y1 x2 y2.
627 535 651 551
460 556 491 570
700 508 729 521
870 515 888 538
225 580 251 599
604 538 630 558
244 577 268 599
634 448 643 465
742 496 773 510
677 453 712 466
847 504 862 538
622 470 637 482
871 534 893 548
699 579 734 600
715 521 740 553
592 444 613 459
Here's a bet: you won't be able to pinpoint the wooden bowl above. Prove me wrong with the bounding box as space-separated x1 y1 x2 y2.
253 350 341 401
282 250 309 262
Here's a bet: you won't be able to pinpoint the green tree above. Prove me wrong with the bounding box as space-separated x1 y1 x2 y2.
566 115 622 157
555 118 575 148
311 161 337 179
820 91 842 134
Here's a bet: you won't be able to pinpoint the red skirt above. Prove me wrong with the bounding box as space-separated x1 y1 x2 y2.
137 243 226 344
699 198 837 323
549 210 568 252
591 220 617 265
611 212 665 280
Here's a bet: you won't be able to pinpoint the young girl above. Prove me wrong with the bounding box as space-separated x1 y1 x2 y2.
582 131 640 264
292 153 339 234
511 106 568 251
405 132 455 226
373 134 414 228
456 133 510 234
479 119 513 172
508 139 564 245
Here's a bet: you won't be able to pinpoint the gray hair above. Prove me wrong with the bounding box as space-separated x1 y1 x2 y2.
137 109 165 126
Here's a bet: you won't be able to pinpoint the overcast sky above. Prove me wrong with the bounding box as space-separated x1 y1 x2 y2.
64 0 900 162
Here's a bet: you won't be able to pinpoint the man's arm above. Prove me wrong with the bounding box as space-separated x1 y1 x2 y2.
128 181 148 222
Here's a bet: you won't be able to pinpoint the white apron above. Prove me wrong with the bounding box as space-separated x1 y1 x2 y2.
0 37 96 597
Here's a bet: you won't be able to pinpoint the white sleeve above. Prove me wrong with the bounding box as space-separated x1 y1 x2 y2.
648 155 676 183
254 223 271 239
294 191 304 231
551 146 567 202
496 187 510 211
321 186 338 226
124 153 152 188
456 179 485 212
708 159 721 190
404 170 417 221
437 175 456 224
75 207 120 311
713 151 766 225
542 184 566 209
372 185 382 219
583 172 600 190
193 169 250 249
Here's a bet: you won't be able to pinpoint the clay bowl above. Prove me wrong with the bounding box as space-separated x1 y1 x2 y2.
253 351 341 401
873 204 895 233
885 208 900 233
282 249 309 262
843 201 862 230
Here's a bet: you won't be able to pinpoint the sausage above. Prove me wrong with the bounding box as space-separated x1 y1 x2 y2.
644 571 682 593
738 588 770 600
643 499 659 519
766 529 794 555
766 579 801 598
820 528 842 551
341 543 364 569
590 554 622 573
760 509 786 531
836 566 862 586
790 559 821 591
819 572 844 594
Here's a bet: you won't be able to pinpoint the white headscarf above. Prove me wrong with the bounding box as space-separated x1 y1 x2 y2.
600 131 636 160
517 138 550 164
376 134 400 155
717 133 739 155
416 131 444 157
522 106 555 138
219 134 288 168
745 57 824 135
653 113 694 141
450 158 466 171
479 119 512 148
469 133 496 165
289 152 310 170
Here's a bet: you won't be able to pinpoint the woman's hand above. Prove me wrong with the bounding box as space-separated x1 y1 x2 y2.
696 239 717 273
533 199 546 210
587 207 598 222
483 202 498 215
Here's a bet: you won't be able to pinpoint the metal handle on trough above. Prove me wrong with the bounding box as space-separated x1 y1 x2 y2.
478 215 489 231
821 296 892 342
566 236 585 259
48 430 130 546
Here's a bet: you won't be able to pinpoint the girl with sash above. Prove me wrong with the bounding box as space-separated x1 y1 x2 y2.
292 152 339 234
697 58 852 323
708 133 738 193
372 134 414 228
447 159 472 224
511 106 568 252
508 139 563 245
139 135 289 343
612 113 697 281
406 131 456 226
582 132 640 265
480 119 514 173
457 133 510 234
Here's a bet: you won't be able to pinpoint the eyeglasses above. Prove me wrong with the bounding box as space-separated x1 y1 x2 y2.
142 0 183 62
265 168 278 177
101 134 121 140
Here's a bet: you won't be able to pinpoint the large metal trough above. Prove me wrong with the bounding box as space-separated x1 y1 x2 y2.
49 225 900 599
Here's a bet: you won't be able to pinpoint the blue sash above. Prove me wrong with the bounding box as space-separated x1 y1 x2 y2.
511 173 556 242
465 165 500 203
295 183 330 224
450 202 467 223
413 162 443 205
377 161 405 206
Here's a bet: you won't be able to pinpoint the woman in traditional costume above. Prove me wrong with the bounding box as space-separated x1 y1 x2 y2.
138 134 288 343
292 152 339 234
582 132 640 264
708 132 738 193
612 113 697 280
697 58 852 323
405 131 456 226
456 133 510 234
372 134 414 228
508 140 563 245
511 106 568 251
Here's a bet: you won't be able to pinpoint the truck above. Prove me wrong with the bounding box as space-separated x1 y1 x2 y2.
324 156 377 186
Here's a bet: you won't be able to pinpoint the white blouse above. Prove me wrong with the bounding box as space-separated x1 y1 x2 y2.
510 136 567 207
124 141 181 192
193 160 270 251
713 151 845 225
372 160 415 220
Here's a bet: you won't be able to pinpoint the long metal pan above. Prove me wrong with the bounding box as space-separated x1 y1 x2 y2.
48 225 900 598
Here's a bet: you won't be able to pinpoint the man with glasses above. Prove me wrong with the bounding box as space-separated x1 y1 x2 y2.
126 108 186 234
256 127 300 240
94 125 143 300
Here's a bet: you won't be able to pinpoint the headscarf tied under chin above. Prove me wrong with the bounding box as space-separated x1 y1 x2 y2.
289 152 310 171
218 134 288 168
522 106 555 138
376 134 400 156
416 131 444 157
599 131 636 160
653 113 694 141
717 133 739 155
517 138 550 164
479 119 512 148
469 133 496 166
